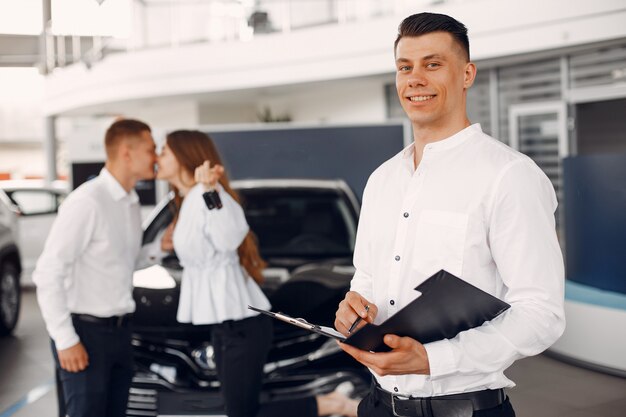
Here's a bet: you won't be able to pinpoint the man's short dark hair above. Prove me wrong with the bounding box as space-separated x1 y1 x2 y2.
104 118 151 158
394 12 470 61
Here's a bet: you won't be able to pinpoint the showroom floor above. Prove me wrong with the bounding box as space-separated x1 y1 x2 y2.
1 290 625 417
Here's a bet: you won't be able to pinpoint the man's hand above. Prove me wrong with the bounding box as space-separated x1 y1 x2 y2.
57 342 89 373
338 334 430 376
194 161 224 191
335 291 378 336
161 222 174 252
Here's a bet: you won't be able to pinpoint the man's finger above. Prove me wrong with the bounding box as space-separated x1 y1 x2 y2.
79 354 89 371
367 304 378 322
334 314 354 335
384 334 400 349
347 295 369 318
338 341 378 367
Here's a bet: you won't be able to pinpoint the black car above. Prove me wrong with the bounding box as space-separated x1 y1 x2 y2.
128 179 370 416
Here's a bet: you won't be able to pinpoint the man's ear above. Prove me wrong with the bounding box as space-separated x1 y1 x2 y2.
464 62 477 89
118 141 132 163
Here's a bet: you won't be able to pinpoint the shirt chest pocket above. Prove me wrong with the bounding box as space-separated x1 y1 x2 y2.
411 210 469 277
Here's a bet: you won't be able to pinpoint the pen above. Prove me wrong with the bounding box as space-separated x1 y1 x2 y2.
348 305 369 334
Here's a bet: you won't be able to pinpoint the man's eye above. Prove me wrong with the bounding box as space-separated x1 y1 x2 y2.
426 63 441 69
398 65 411 71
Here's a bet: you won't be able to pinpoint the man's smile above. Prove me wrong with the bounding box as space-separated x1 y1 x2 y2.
406 94 436 102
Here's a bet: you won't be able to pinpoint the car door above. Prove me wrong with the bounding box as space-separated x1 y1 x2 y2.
6 189 65 281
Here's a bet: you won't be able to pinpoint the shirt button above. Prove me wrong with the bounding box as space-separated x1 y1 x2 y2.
394 255 400 261
390 300 395 305
394 387 399 392
403 212 409 218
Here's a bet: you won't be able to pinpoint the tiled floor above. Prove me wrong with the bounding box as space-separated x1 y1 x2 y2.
1 289 625 417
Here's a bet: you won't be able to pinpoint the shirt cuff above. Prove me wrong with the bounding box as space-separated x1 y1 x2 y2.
53 325 80 351
424 338 458 378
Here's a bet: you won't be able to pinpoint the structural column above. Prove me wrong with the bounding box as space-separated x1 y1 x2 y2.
43 116 57 183
41 0 57 184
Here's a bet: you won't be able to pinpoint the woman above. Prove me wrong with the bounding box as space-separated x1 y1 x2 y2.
157 130 358 417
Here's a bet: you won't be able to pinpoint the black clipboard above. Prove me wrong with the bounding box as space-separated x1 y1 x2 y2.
250 270 510 352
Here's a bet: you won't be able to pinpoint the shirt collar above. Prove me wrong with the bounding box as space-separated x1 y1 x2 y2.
402 123 482 159
100 168 139 203
424 123 482 152
401 124 482 172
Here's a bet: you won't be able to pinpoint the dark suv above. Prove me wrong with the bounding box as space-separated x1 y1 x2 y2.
127 179 369 416
0 189 22 336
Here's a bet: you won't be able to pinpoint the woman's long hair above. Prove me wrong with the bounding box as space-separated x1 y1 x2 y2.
165 130 267 284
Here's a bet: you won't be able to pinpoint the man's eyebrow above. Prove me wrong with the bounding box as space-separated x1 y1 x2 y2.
395 54 447 64
422 54 446 60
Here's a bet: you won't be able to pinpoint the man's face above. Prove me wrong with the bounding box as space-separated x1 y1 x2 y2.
127 130 157 181
395 32 475 129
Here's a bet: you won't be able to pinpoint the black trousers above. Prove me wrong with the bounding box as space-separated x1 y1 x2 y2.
357 385 516 417
51 317 133 417
211 314 318 417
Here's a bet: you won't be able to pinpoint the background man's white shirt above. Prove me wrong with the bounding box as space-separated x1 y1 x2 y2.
34 169 154 350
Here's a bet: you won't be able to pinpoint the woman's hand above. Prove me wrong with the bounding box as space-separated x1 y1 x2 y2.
161 222 174 252
194 160 225 191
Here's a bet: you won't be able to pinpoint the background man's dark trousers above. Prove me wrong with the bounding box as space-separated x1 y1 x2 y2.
51 316 133 417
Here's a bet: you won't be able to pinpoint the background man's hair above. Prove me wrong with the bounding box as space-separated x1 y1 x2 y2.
394 12 470 61
104 118 151 159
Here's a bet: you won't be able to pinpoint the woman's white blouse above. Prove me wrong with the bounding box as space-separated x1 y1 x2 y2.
173 183 270 325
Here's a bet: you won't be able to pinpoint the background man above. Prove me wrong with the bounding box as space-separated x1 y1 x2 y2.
335 13 565 417
34 119 159 417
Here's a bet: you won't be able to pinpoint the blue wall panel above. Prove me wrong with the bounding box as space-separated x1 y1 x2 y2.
207 124 406 201
564 153 626 294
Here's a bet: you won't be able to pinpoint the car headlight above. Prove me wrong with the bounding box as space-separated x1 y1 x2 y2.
192 344 216 370
133 265 177 289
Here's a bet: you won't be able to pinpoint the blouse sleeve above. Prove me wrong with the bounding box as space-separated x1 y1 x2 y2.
201 185 250 252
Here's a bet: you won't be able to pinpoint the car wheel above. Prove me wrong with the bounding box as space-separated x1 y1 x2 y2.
0 261 21 336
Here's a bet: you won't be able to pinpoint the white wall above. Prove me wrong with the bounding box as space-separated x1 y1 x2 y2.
257 77 389 124
195 76 390 125
198 102 258 125
129 100 200 135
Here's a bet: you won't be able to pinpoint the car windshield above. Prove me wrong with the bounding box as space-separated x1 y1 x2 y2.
238 187 356 258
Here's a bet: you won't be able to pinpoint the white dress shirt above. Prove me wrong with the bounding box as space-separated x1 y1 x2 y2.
350 124 565 397
34 169 162 350
174 183 270 325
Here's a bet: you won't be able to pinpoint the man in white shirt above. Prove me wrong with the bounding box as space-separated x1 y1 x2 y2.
334 13 565 417
34 119 158 417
